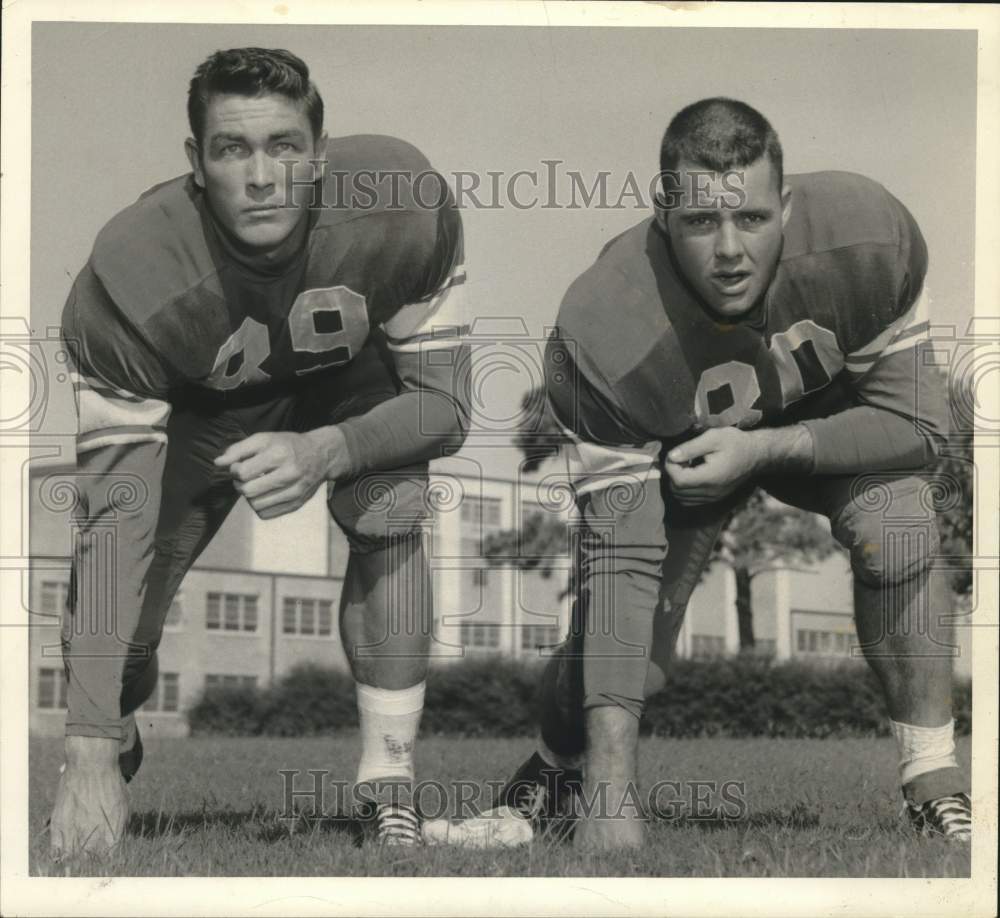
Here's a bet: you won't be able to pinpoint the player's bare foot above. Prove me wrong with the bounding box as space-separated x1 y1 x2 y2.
574 706 645 849
49 736 128 858
573 812 645 849
573 775 646 850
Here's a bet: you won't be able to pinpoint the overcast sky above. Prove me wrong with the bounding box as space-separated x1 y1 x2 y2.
30 23 977 475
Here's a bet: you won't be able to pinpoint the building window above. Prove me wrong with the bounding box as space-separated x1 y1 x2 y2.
795 628 852 657
205 674 258 690
224 594 240 630
142 672 180 713
282 599 297 635
39 580 69 616
243 595 258 632
282 597 334 637
459 621 501 650
206 592 258 632
520 623 561 650
690 634 727 659
472 569 490 589
37 667 67 709
164 592 183 629
461 496 503 528
460 496 504 560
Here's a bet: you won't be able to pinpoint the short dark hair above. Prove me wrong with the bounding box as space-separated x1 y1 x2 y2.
187 47 324 145
660 97 783 189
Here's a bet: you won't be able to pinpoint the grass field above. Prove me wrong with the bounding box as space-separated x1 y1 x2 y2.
29 733 971 877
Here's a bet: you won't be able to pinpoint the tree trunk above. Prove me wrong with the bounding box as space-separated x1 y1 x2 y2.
734 566 755 652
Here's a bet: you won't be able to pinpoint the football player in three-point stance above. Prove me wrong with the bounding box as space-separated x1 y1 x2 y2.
503 98 971 848
52 48 470 854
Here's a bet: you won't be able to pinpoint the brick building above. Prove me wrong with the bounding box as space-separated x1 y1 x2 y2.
26 445 970 737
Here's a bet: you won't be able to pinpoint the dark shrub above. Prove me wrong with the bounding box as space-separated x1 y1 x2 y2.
187 656 972 739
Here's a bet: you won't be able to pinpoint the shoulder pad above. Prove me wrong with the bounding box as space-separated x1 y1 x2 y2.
320 134 443 216
783 171 900 258
90 175 214 324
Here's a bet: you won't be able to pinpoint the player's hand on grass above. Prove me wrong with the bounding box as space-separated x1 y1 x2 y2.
664 427 762 505
216 429 348 520
50 736 128 858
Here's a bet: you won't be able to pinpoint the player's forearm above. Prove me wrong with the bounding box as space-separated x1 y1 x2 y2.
745 424 815 475
806 343 949 476
800 405 939 475
318 389 469 480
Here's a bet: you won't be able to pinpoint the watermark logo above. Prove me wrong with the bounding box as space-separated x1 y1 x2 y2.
277 770 748 823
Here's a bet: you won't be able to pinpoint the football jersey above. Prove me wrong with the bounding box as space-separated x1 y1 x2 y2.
547 170 941 496
62 134 466 453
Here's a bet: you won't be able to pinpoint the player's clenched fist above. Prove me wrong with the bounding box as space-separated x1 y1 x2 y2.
215 428 347 520
665 425 813 506
665 427 762 505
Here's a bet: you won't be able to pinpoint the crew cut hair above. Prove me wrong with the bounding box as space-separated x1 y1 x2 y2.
187 47 324 145
660 97 783 188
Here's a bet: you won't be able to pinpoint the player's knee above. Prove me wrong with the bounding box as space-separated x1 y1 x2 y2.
834 485 940 587
584 692 644 721
847 532 938 587
328 465 431 554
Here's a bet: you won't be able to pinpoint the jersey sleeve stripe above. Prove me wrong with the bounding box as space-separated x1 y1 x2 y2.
73 372 171 452
880 320 930 358
574 466 662 497
559 423 662 498
382 267 468 343
420 269 466 299
844 288 930 374
845 321 930 372
77 427 168 454
69 371 148 404
385 324 470 352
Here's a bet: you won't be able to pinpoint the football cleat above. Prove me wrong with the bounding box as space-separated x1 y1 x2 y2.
422 806 533 848
906 792 971 842
118 716 144 784
500 751 582 839
374 802 423 847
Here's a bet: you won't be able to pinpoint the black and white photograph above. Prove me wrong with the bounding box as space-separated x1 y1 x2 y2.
1 2 997 916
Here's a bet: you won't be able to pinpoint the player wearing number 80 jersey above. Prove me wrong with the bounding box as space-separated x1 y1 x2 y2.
547 169 937 463
51 48 469 855
507 98 969 849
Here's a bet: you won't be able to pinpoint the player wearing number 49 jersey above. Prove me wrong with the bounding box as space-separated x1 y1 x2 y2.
504 98 970 849
51 48 468 855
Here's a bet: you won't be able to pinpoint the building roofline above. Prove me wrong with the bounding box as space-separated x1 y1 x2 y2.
27 555 344 583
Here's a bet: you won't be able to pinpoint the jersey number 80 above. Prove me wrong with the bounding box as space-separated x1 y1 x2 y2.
694 320 843 428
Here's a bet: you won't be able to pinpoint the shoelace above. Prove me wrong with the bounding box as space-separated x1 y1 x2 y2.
909 794 971 837
376 804 421 844
924 795 971 831
516 783 547 821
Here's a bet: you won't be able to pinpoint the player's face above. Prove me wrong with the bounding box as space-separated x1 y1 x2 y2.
665 157 791 318
185 93 325 254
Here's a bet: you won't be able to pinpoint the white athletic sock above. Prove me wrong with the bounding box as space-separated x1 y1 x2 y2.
539 739 583 772
355 682 425 785
890 718 959 786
